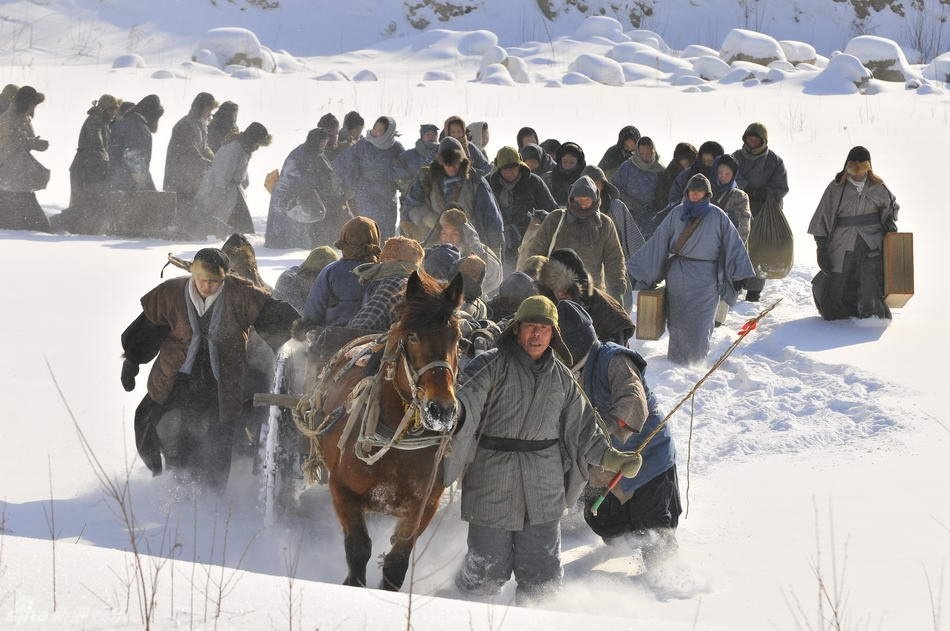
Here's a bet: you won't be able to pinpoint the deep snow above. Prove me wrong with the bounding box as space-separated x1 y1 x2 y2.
0 6 949 630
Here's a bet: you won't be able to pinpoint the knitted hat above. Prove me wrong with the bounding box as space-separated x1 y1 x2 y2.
335 216 381 261
191 92 218 112
191 248 230 281
300 245 339 274
494 145 523 169
343 110 364 130
497 296 572 364
742 122 768 144
556 300 597 367
846 146 871 163
419 123 438 136
686 173 713 197
423 244 461 280
380 236 424 265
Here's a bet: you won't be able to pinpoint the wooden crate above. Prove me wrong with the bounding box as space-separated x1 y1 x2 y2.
883 232 914 308
107 191 179 238
636 288 666 340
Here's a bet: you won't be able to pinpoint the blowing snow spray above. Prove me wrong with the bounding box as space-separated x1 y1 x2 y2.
590 299 782 516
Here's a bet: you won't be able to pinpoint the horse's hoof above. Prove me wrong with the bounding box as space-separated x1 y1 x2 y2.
343 577 366 588
380 578 403 592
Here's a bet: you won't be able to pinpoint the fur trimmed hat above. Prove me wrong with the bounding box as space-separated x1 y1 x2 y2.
518 254 548 280
191 248 230 281
95 94 121 112
380 236 425 265
742 122 768 144
453 254 486 301
13 85 44 111
439 207 468 228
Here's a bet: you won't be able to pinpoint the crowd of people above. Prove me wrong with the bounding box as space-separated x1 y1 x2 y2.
0 83 903 600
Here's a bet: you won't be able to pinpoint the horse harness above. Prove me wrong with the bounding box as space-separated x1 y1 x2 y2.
294 331 457 476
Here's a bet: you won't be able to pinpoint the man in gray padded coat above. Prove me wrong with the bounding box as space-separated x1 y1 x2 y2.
443 295 643 603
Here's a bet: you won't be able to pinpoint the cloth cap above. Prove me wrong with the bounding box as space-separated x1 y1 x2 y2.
335 216 381 261
380 236 424 265
423 244 461 280
686 173 713 196
556 300 597 367
494 145 523 169
498 295 572 364
419 123 438 135
191 248 230 281
846 146 871 163
300 246 339 274
742 122 768 144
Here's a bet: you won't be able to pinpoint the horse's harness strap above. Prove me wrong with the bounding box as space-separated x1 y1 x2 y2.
479 436 559 452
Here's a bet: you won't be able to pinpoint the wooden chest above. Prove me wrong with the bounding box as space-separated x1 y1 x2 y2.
636 288 667 340
107 191 179 238
883 232 913 308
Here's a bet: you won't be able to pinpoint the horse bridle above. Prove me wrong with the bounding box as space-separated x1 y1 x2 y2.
385 337 458 409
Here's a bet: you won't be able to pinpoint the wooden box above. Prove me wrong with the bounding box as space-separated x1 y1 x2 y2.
636 288 667 340
107 191 179 238
883 232 914 308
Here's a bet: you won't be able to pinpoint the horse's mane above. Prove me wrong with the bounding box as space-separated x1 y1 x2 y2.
394 272 460 332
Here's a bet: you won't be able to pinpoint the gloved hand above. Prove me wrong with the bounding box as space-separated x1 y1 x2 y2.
600 448 643 478
120 359 139 392
815 237 832 273
33 138 50 152
733 278 747 292
882 216 898 233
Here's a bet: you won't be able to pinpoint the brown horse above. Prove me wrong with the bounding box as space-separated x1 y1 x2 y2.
315 271 463 590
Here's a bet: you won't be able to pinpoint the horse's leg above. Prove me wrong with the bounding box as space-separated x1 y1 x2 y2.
380 491 442 591
329 480 372 587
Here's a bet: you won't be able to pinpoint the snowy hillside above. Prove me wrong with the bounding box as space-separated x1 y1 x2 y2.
1 0 948 63
0 3 949 630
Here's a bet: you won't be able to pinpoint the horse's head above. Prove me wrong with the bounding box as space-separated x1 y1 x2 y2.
394 271 464 433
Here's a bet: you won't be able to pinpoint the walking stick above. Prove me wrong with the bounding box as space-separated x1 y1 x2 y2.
590 299 782 516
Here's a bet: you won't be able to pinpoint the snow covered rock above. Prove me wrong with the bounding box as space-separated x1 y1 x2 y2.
768 60 796 72
804 53 873 95
763 68 794 83
720 29 786 66
796 62 821 72
506 56 531 83
574 16 628 43
112 54 145 69
230 67 265 80
844 36 920 82
271 50 308 74
150 69 180 79
692 55 732 80
780 40 817 65
192 49 218 68
544 79 563 88
719 62 769 84
423 70 455 81
620 63 667 82
922 51 950 83
624 29 673 53
479 63 516 86
567 53 625 86
353 69 378 82
194 28 273 71
458 30 498 56
179 61 228 77
608 44 691 73
606 42 658 63
561 72 596 85
917 83 945 95
477 46 508 79
672 75 705 86
682 44 720 59
314 71 350 81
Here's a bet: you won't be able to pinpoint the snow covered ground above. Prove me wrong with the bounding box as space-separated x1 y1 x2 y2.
1 8 949 630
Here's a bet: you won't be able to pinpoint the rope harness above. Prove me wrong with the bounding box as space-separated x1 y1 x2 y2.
292 331 458 483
